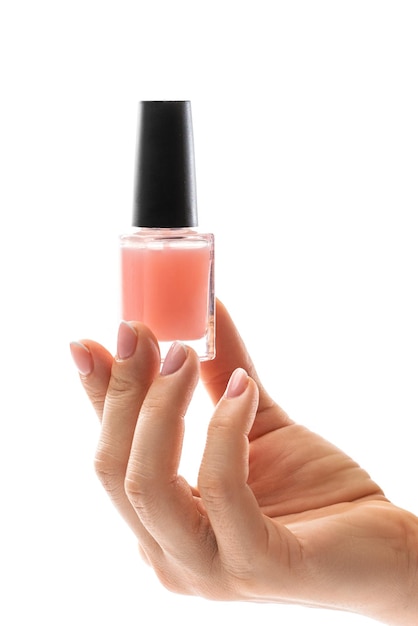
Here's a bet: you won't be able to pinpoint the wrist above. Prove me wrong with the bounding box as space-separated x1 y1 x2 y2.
371 505 418 625
294 501 418 624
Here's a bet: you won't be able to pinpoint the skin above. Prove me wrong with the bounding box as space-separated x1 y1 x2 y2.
71 300 418 625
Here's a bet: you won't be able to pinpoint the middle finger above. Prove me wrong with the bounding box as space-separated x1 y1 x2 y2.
125 342 212 564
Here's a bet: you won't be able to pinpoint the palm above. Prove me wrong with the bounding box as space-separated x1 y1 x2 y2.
247 407 386 521
243 405 402 613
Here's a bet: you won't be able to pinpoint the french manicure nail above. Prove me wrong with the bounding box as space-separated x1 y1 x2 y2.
70 341 93 375
117 321 138 360
161 342 187 376
225 368 249 398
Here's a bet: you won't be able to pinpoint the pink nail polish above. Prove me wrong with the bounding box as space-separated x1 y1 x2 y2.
117 321 138 360
70 341 93 375
225 368 249 398
160 342 187 376
120 101 215 363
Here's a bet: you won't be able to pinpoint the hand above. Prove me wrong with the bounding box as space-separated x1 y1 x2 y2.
70 300 418 625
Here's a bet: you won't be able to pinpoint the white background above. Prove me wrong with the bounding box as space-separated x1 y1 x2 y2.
1 1 417 624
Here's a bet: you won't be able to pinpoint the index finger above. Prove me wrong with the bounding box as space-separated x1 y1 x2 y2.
200 300 286 413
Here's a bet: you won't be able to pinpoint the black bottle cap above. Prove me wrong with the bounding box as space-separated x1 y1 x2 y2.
132 101 198 228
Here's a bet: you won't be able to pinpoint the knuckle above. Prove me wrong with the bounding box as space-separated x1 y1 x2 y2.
124 471 152 508
205 418 237 451
198 476 229 508
154 565 191 595
123 474 143 501
124 469 161 513
107 371 134 396
140 397 166 419
125 480 160 526
198 454 233 497
153 564 236 600
94 448 126 497
151 557 214 598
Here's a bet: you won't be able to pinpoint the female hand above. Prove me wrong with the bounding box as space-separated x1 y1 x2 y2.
70 300 418 625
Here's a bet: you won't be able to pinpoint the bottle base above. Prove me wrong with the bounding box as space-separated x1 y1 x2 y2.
157 317 215 362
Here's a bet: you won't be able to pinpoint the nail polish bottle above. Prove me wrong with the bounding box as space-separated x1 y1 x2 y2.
120 101 215 361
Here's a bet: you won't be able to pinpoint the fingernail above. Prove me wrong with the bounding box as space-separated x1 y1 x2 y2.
225 368 249 398
161 342 187 376
70 341 93 375
117 321 138 360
